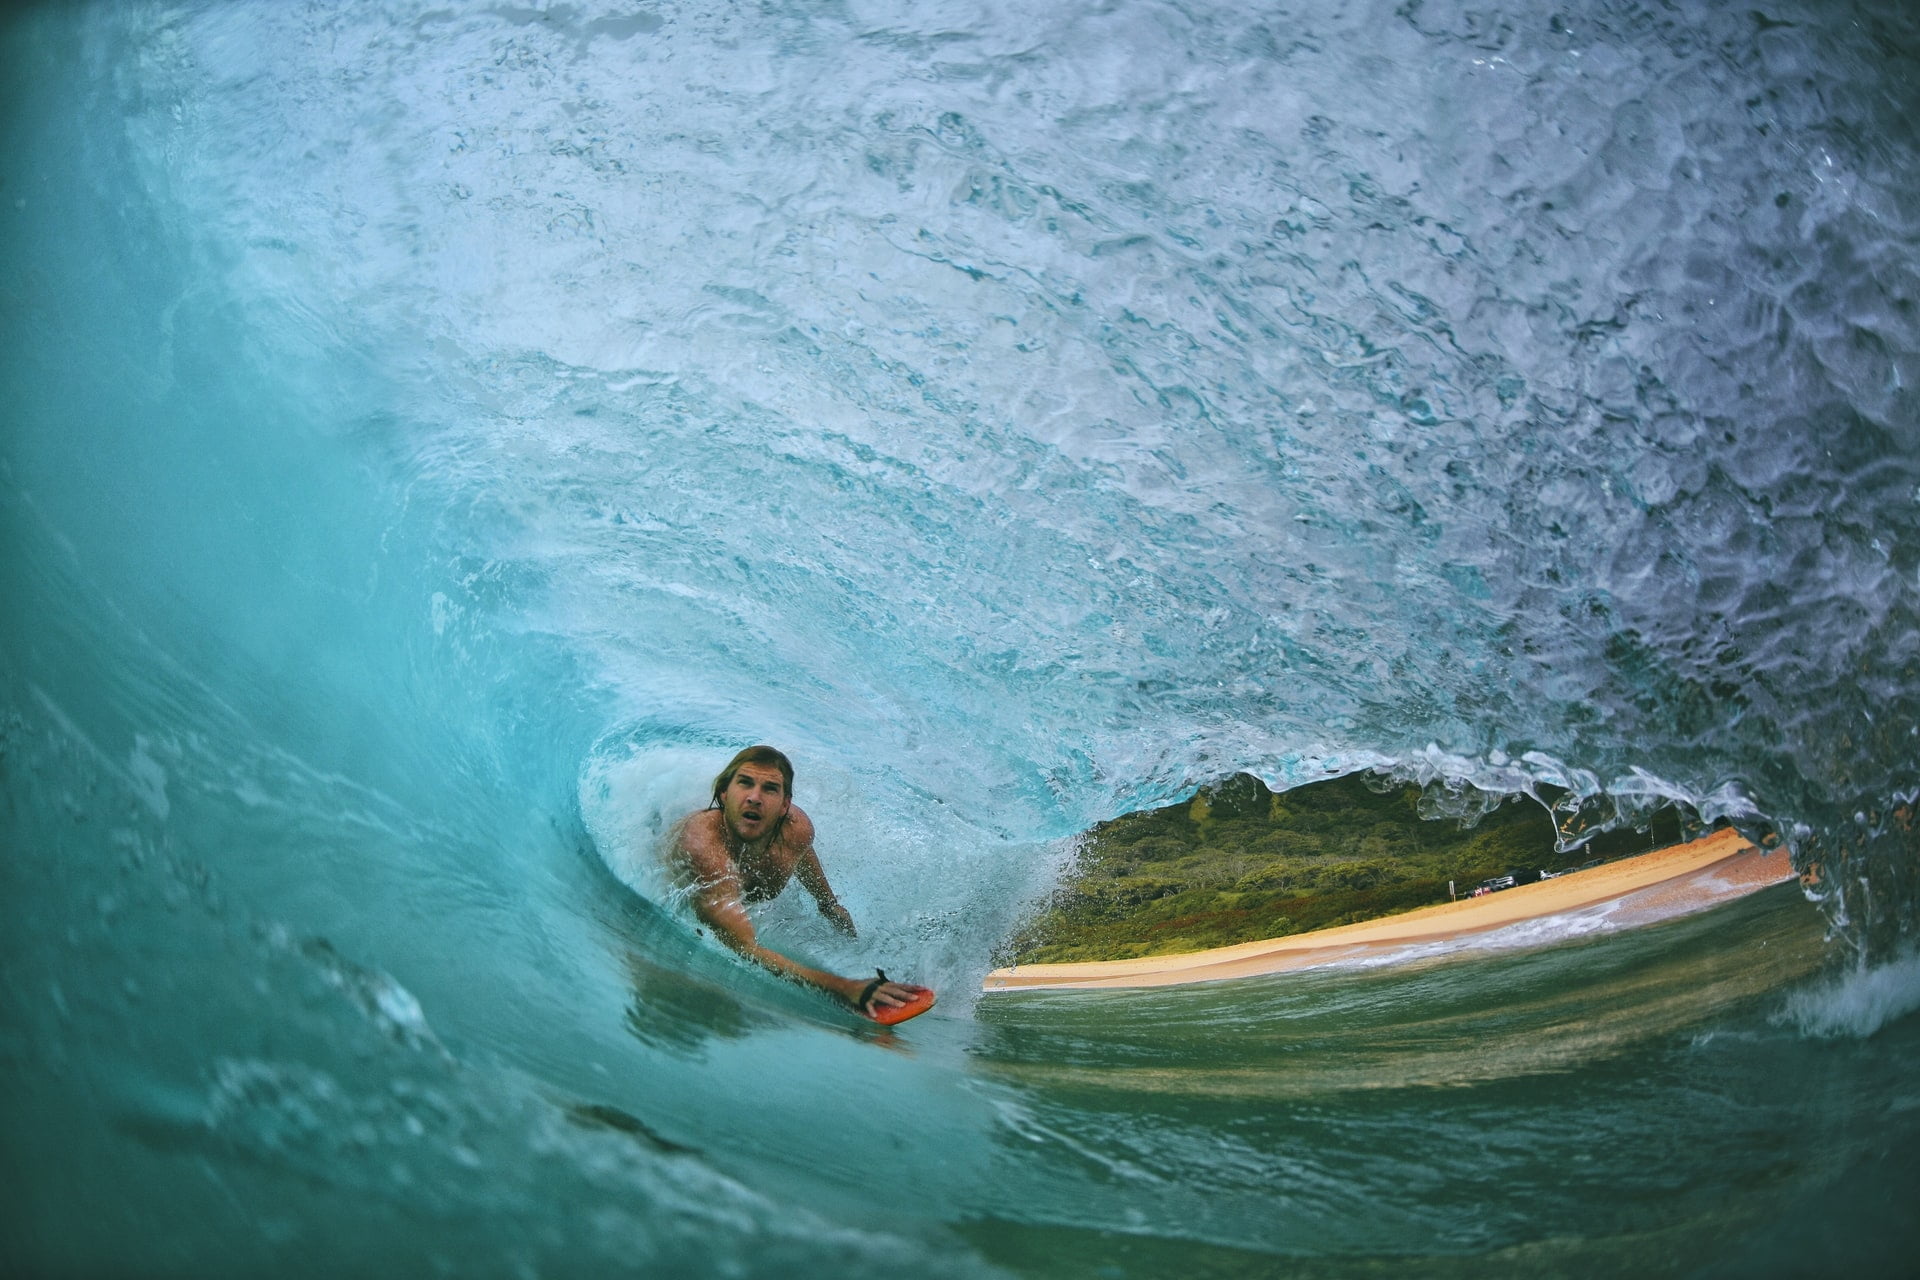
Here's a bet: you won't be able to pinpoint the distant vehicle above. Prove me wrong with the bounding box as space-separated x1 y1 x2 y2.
1476 874 1517 894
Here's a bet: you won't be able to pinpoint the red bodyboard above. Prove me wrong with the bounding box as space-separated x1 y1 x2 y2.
864 985 936 1026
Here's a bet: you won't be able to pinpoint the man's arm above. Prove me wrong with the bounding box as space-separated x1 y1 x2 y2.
687 867 862 1000
790 816 857 936
673 815 906 1012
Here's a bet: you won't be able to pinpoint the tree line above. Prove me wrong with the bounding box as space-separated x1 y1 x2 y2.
1005 771 1687 964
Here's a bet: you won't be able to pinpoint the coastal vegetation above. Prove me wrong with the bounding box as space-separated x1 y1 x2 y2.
1007 771 1687 964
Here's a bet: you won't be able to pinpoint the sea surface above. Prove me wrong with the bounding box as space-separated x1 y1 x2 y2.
3 2 1918 1275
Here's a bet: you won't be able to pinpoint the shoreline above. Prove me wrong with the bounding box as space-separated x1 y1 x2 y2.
983 828 1798 992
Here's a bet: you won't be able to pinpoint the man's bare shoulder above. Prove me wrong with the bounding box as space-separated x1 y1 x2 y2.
781 804 814 848
671 810 728 863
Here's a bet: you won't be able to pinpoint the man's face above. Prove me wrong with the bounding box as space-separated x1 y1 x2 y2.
721 762 790 844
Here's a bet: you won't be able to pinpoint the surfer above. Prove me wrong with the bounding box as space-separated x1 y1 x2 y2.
669 745 933 1023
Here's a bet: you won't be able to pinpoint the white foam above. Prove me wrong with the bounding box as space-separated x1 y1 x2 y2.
577 744 715 899
1780 951 1920 1040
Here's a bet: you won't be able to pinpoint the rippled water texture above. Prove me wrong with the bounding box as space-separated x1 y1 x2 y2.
3 1 1918 1275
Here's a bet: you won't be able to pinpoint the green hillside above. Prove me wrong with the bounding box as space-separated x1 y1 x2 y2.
1005 771 1686 964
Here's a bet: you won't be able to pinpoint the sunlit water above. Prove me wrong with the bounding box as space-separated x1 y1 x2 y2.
3 2 1917 1275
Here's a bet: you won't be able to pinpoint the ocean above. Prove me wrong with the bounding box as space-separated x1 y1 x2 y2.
3 1 1917 1275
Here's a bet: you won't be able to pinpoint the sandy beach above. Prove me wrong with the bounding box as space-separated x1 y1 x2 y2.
983 827 1798 992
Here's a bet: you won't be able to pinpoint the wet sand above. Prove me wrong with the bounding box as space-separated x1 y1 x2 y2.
983 827 1798 992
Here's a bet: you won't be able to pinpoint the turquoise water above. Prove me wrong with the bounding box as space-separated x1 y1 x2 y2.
3 2 1918 1275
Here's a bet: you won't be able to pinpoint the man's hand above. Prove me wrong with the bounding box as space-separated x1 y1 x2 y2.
822 901 857 937
840 973 920 1016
